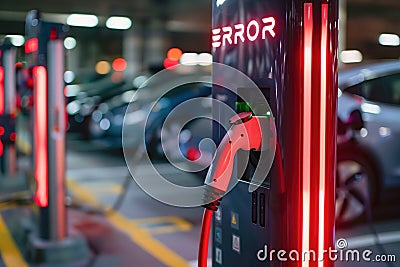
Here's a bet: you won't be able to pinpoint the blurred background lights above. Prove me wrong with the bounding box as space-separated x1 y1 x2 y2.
106 16 132 30
111 72 124 83
197 53 212 66
99 118 111 131
64 37 77 50
379 127 391 137
112 58 127 72
179 53 212 66
95 61 111 74
163 58 178 70
360 128 368 138
66 101 80 115
64 71 75 83
67 14 98 27
6 35 25 46
340 50 363 63
378 33 400 46
216 0 227 7
65 84 81 97
167 48 183 61
180 53 198 65
133 75 148 88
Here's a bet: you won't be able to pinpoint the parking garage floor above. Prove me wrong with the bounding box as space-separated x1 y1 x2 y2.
0 136 399 267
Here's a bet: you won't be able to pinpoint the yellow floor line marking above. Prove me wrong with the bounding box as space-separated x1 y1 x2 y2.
145 225 190 235
67 179 190 267
84 183 123 194
0 214 29 267
133 216 192 234
16 136 32 155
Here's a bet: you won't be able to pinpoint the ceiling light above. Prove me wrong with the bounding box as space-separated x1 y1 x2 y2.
180 53 198 65
340 50 363 64
64 37 77 50
67 14 98 27
378 33 400 47
197 53 213 66
106 16 132 30
64 71 75 83
65 85 80 97
5 35 25 46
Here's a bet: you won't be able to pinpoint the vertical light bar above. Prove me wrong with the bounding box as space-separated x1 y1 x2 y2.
0 66 6 156
0 66 4 114
302 3 313 267
318 4 328 267
0 67 4 157
33 66 49 207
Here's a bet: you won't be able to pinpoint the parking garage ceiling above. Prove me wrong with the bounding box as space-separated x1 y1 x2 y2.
0 0 399 59
0 0 212 34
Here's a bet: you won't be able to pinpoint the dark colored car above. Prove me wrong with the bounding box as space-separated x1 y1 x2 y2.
89 70 212 160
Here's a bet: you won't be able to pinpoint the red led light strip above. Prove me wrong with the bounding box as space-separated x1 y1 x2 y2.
0 66 4 114
302 4 313 267
33 66 49 207
0 67 5 156
319 4 329 267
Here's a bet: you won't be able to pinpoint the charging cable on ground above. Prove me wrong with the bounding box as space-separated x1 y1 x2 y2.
0 191 34 210
67 172 132 216
67 146 145 216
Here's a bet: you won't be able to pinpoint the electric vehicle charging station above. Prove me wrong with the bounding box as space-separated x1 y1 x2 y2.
0 38 18 178
24 10 89 264
0 38 30 196
203 0 339 266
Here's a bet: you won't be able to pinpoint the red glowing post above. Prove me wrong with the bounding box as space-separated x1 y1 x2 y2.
318 4 329 267
0 66 4 157
0 66 4 115
33 66 49 207
300 3 336 267
302 4 313 266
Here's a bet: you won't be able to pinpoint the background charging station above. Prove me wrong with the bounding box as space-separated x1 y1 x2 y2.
211 1 338 266
23 10 90 265
0 39 17 178
0 37 30 196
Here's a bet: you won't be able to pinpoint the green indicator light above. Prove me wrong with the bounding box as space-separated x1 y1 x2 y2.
236 101 274 119
236 102 251 113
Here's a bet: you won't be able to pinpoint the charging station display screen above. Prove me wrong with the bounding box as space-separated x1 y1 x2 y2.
212 16 276 48
212 0 283 80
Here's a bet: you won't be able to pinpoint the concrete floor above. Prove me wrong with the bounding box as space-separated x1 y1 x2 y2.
66 137 400 267
1 135 399 266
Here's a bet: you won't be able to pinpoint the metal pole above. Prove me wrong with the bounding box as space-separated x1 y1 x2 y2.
47 39 67 241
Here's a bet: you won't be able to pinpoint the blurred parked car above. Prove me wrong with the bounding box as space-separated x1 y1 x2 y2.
181 61 400 226
335 61 400 225
89 68 212 160
67 73 148 138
